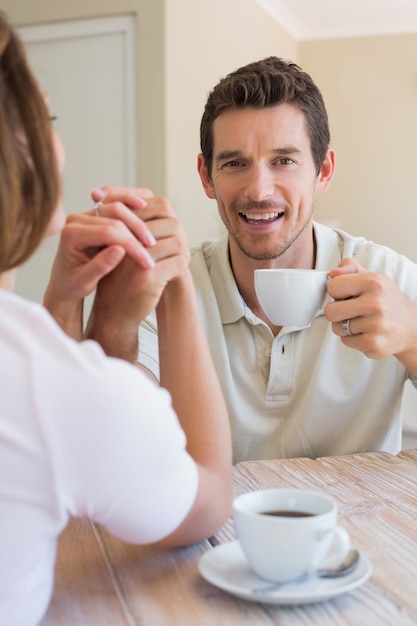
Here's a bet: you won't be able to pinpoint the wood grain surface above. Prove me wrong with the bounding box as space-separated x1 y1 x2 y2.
41 451 417 625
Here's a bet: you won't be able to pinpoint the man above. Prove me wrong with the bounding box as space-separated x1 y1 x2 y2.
92 57 417 463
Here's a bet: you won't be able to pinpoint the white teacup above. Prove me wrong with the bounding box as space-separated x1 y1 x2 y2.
233 489 351 583
254 268 328 326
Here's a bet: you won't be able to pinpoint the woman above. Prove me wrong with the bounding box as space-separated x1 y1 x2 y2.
0 14 231 626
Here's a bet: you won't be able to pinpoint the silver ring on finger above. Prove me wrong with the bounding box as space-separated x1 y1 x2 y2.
342 319 353 336
92 201 103 217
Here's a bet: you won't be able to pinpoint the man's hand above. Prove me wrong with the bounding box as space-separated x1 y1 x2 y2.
326 259 417 367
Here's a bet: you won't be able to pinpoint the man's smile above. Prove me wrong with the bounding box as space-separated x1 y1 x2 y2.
239 211 285 224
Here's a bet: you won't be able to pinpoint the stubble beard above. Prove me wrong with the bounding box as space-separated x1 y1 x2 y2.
226 206 314 262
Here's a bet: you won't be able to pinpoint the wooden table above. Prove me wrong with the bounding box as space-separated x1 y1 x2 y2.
41 450 417 625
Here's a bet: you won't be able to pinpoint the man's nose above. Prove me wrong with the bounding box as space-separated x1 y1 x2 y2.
243 165 275 201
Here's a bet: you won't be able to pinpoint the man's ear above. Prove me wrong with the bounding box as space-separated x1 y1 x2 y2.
197 153 216 199
316 147 335 194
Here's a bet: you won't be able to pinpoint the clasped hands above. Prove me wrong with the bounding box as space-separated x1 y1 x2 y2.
44 186 190 341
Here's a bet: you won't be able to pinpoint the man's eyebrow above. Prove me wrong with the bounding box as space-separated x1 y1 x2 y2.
215 146 302 163
215 150 243 162
271 146 302 156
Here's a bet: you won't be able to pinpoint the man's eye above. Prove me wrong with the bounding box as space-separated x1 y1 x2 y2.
224 160 241 168
277 157 294 165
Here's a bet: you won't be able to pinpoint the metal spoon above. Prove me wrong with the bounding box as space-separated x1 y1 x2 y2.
252 548 360 594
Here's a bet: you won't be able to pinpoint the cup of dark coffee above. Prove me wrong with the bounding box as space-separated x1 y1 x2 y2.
233 488 350 583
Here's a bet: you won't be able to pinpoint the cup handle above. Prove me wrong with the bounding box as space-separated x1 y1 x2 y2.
317 525 351 570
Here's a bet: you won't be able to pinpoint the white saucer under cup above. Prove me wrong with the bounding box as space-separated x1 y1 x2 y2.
198 541 372 605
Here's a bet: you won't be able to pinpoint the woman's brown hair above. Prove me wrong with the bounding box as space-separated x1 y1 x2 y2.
0 13 60 271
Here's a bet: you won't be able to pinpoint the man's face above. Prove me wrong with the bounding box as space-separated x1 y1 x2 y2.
198 103 333 267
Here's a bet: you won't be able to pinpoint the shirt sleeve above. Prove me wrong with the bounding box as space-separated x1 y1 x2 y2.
32 326 198 545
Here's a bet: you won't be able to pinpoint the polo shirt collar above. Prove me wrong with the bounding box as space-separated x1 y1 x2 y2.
209 232 247 324
313 221 344 270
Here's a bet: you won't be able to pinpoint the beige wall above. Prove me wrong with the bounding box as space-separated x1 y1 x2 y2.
300 34 417 263
4 2 417 255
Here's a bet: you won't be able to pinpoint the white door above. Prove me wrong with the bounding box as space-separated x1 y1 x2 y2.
16 16 137 310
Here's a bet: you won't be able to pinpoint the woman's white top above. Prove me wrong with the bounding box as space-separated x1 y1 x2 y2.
0 290 198 626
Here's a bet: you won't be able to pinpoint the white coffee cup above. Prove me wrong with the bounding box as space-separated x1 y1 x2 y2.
254 268 328 326
233 488 351 583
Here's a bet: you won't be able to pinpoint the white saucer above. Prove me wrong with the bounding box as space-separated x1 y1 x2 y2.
198 541 372 605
